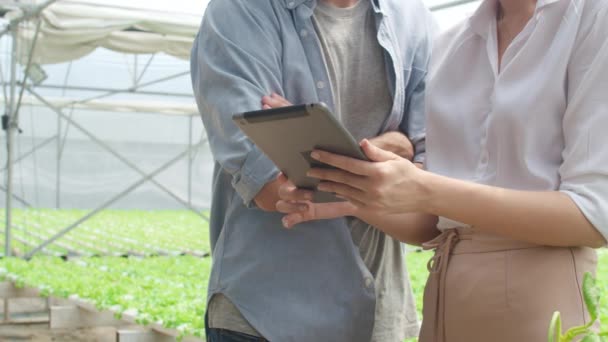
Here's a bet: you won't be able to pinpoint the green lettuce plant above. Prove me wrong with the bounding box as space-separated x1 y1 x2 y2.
549 272 608 342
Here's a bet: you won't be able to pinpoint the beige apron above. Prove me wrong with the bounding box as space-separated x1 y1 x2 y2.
419 227 597 342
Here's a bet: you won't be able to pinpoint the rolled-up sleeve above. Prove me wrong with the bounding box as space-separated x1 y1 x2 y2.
191 1 282 206
401 11 438 165
559 5 608 241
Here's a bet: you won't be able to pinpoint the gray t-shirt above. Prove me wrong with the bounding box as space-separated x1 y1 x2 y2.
314 1 419 341
208 1 420 340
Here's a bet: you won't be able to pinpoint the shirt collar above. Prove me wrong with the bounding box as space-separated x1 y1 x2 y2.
468 0 563 38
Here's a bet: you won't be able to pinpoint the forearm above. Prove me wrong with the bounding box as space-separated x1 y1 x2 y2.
357 211 439 246
421 172 606 248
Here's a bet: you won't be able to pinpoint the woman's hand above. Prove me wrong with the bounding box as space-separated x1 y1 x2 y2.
309 139 430 216
261 93 429 225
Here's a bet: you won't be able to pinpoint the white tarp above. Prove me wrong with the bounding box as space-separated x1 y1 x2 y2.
11 0 209 64
6 0 476 65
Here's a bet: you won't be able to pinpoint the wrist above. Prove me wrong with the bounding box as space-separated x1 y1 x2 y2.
414 168 439 214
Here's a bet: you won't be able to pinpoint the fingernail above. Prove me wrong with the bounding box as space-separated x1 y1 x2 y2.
298 204 308 212
282 217 290 228
317 184 328 191
311 152 320 160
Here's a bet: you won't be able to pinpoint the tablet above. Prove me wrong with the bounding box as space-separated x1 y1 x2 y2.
233 103 368 203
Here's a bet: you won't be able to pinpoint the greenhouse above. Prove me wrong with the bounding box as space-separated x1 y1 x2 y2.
0 0 606 341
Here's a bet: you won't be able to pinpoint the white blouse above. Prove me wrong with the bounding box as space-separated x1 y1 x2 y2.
425 0 608 239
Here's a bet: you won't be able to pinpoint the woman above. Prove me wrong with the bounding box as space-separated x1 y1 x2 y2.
264 0 608 340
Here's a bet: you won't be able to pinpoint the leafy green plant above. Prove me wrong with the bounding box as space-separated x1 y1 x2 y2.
0 256 211 338
549 272 608 342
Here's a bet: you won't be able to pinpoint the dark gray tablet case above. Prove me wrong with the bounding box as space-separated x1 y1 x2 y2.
233 103 368 203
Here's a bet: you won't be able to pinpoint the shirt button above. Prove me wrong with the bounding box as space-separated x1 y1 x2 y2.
288 1 296 8
300 29 308 38
316 81 325 89
364 277 374 289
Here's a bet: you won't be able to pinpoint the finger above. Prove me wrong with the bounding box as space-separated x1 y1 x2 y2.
282 213 303 229
310 150 375 176
333 194 366 208
360 139 399 163
270 93 292 106
278 181 314 201
261 95 280 108
316 181 369 205
341 196 367 208
307 168 367 191
276 200 309 214
281 201 356 228
262 104 272 110
366 135 386 149
262 94 291 109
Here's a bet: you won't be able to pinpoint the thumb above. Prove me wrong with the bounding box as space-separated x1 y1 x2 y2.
360 139 398 162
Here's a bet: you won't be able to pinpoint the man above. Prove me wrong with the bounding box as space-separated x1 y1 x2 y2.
190 0 436 341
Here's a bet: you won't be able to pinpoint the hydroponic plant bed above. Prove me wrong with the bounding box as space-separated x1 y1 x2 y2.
0 256 211 338
0 209 210 257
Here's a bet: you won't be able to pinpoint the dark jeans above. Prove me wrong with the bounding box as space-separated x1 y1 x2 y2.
205 312 269 342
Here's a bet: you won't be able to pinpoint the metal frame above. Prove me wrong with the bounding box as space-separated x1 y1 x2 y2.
1 0 475 258
1 1 210 258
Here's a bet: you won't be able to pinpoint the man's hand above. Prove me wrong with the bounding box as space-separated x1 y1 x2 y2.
275 174 357 228
254 176 286 212
368 131 415 161
262 93 292 109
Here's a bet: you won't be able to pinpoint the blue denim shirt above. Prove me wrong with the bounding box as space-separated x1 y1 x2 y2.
191 1 435 341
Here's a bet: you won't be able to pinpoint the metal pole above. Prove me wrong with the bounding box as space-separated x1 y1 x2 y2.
55 112 61 208
4 27 18 257
0 135 56 173
11 82 193 99
27 88 209 222
24 148 192 259
188 115 193 206
14 19 42 123
133 55 138 88
67 71 191 106
0 0 59 37
0 185 32 208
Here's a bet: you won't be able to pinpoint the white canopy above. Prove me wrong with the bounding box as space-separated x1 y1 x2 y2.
9 0 210 65
4 0 475 65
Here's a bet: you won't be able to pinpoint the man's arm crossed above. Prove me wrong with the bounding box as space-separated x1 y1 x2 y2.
191 1 284 209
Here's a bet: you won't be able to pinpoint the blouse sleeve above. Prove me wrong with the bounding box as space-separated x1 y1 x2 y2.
559 3 608 241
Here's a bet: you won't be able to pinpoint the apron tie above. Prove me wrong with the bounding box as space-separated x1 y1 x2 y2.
420 229 461 342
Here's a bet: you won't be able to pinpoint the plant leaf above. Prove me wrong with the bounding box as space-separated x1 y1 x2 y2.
583 272 600 323
581 332 602 342
549 311 563 342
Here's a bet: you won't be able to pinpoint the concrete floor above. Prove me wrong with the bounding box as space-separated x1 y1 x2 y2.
0 324 118 342
0 297 123 342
